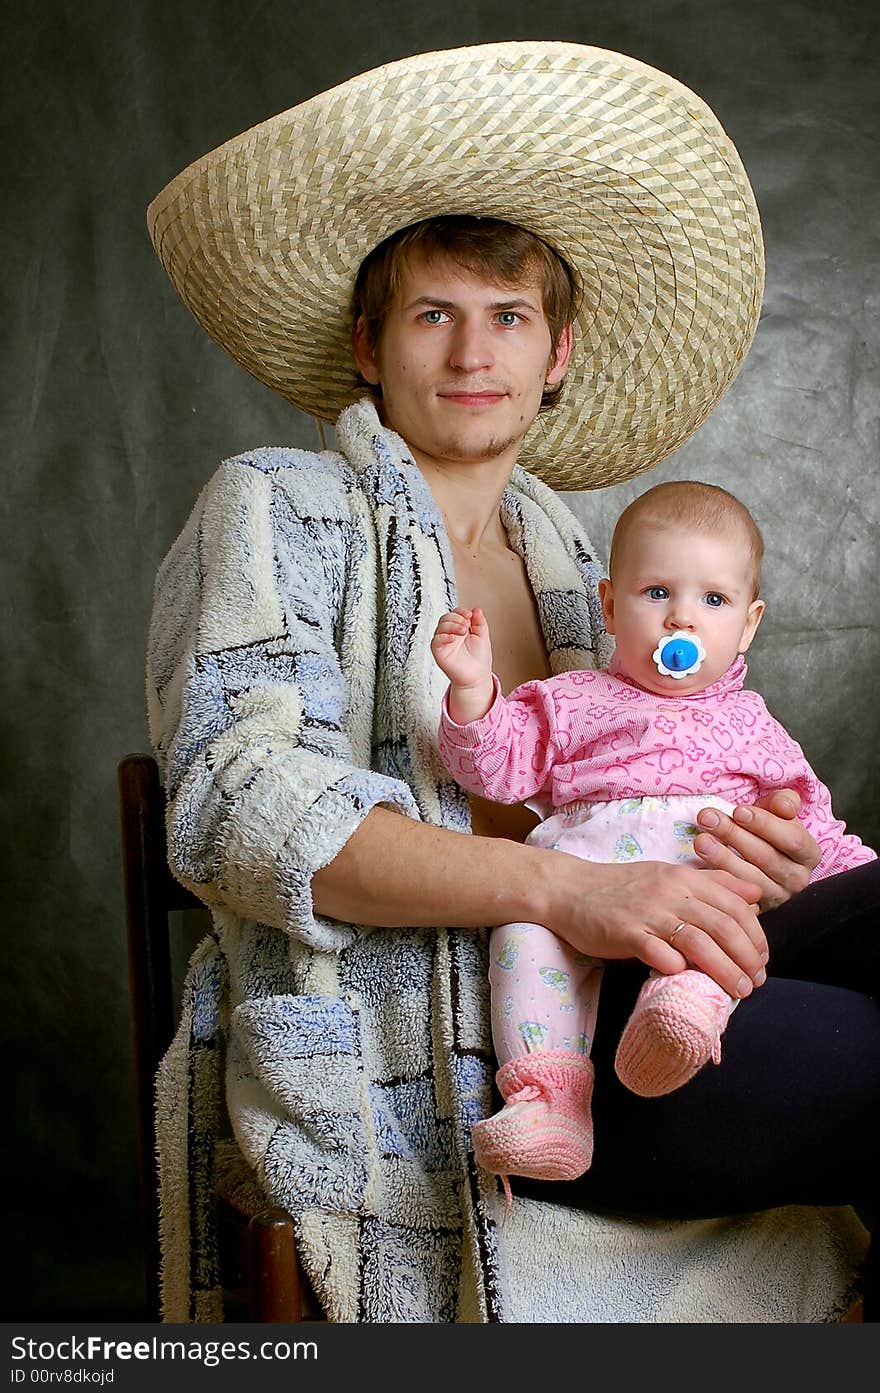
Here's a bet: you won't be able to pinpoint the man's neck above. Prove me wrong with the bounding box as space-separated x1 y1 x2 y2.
406 444 517 554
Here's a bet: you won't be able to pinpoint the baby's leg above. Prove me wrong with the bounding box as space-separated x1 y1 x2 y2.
473 922 600 1183
607 798 738 1097
534 795 740 1099
489 920 602 1064
614 969 737 1097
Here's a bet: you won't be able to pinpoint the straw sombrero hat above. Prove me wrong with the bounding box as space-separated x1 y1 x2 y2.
147 41 764 490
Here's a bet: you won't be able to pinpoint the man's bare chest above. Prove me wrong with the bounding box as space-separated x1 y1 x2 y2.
451 541 551 696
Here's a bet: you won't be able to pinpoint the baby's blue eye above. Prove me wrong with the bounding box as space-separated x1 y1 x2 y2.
704 592 726 607
647 586 669 600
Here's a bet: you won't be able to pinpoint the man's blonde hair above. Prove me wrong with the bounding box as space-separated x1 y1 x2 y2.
609 481 764 598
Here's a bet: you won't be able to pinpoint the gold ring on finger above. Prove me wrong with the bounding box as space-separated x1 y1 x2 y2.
669 922 688 943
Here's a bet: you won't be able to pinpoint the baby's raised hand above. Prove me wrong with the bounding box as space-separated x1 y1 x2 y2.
430 607 493 693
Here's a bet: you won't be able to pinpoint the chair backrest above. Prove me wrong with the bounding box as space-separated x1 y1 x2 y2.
117 752 205 1317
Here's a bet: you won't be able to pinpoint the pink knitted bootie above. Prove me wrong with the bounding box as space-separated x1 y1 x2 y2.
472 1050 595 1183
614 970 734 1098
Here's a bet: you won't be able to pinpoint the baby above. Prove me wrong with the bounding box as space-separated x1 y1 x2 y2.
432 481 874 1188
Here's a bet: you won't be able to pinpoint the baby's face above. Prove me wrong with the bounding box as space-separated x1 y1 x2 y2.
599 523 764 695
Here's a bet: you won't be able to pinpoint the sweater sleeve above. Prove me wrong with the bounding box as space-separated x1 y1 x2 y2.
437 673 574 804
795 765 875 882
749 702 876 881
146 454 420 951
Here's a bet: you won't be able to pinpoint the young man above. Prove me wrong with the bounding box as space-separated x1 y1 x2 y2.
146 43 877 1322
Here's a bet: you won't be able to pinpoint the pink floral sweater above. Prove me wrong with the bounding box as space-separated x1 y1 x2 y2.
437 654 874 882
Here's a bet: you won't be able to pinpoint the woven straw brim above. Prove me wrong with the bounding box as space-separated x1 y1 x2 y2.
147 42 764 490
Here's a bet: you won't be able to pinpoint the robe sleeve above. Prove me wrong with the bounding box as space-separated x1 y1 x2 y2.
146 454 420 951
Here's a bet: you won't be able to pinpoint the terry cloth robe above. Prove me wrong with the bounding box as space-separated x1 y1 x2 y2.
147 397 868 1323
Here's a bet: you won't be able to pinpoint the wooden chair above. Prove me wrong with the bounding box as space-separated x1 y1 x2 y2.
117 752 320 1322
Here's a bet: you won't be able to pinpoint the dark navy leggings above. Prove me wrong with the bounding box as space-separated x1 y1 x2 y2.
512 860 880 1317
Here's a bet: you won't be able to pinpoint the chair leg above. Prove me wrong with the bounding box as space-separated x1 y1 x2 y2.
247 1210 303 1322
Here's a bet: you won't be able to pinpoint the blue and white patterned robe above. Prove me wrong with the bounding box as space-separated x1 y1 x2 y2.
148 398 865 1323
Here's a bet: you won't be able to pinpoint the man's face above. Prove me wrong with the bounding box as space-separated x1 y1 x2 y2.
598 523 765 695
352 251 571 472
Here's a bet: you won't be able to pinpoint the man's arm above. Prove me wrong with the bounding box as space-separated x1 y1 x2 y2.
312 805 768 999
148 457 422 951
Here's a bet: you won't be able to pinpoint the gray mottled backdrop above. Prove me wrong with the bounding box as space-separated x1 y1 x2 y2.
2 0 877 1319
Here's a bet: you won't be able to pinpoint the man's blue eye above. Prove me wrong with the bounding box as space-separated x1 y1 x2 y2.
647 586 668 600
424 310 446 324
705 592 726 607
497 311 519 326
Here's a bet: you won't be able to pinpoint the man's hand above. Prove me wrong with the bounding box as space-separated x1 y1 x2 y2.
542 855 768 1000
693 789 820 913
313 806 769 1000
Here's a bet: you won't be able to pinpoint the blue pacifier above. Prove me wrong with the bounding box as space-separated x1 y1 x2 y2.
652 631 706 679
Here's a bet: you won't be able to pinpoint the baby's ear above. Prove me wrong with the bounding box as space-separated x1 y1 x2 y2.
738 598 765 653
598 578 615 634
